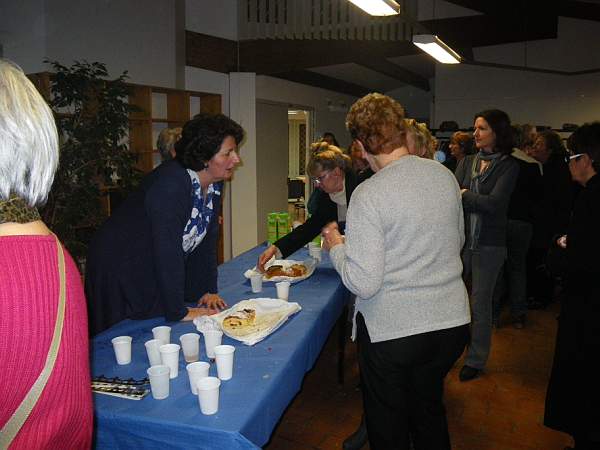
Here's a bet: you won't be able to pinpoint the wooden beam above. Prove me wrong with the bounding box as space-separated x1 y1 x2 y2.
420 14 558 49
238 39 419 75
355 57 430 91
273 71 370 98
560 1 600 22
185 31 237 73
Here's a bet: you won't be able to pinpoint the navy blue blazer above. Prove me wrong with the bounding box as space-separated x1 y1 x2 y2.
275 168 371 258
85 160 221 335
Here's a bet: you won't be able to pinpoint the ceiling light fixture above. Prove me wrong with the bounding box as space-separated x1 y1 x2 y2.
412 34 461 64
347 0 400 16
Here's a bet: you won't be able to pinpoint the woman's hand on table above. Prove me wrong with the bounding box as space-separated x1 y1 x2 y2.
257 245 278 272
198 293 227 310
321 222 344 251
182 307 219 321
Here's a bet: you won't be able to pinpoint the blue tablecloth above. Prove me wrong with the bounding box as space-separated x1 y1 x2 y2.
92 244 349 449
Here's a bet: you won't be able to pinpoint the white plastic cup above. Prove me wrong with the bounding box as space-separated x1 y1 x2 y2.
202 330 223 359
147 365 170 400
144 339 162 366
186 361 210 395
111 336 132 365
179 333 200 363
196 377 221 415
152 326 171 345
159 343 180 379
250 273 263 293
276 281 290 301
214 345 236 381
308 242 322 261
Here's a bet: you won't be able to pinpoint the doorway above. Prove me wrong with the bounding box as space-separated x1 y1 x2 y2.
288 109 311 223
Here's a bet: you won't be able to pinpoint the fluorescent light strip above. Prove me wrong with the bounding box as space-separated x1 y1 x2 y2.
412 34 461 64
347 0 400 16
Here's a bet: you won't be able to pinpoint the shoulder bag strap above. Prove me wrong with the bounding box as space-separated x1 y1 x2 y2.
0 235 67 448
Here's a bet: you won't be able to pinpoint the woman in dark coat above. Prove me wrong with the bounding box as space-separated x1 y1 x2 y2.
545 122 600 450
257 142 370 270
454 109 519 382
86 114 244 335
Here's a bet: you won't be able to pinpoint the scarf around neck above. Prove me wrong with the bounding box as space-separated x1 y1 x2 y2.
467 150 505 250
0 195 41 225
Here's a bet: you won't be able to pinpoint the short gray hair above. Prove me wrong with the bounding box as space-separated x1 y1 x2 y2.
0 59 58 206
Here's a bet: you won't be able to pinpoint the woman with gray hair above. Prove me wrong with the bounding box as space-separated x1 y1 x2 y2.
0 60 93 448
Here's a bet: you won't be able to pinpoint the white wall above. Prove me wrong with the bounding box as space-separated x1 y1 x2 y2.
256 76 358 149
185 0 238 40
2 0 180 87
229 73 258 257
1 0 47 73
386 83 434 123
433 17 600 129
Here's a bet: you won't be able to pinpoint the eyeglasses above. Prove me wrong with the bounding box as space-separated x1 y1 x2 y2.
310 171 332 185
565 152 585 164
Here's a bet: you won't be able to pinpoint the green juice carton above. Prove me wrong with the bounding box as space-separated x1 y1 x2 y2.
276 212 290 240
312 233 321 246
267 212 278 245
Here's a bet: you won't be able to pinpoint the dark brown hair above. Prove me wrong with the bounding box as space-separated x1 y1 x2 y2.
474 109 514 155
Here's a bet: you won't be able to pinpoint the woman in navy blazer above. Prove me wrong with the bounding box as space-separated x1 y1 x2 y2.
86 114 244 335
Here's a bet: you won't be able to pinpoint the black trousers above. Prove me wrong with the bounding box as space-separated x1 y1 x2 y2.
357 314 469 450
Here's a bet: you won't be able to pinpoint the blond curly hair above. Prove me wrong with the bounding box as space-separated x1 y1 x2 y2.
156 127 182 161
345 93 406 155
405 119 436 160
306 141 351 176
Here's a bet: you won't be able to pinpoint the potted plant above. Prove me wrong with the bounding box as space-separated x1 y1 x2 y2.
40 60 141 264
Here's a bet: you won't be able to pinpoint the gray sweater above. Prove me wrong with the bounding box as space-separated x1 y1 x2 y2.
329 156 471 343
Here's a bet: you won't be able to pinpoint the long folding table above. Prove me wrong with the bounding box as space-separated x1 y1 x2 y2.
91 244 349 449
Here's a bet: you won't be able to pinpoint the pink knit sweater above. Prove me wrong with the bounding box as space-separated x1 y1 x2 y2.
0 235 93 449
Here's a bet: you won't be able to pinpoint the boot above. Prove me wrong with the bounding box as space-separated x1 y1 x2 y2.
343 415 368 450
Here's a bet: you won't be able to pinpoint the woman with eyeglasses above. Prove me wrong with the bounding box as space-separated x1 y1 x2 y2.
257 141 371 271
545 122 600 450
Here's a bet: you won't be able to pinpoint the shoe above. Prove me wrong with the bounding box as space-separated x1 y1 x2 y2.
459 365 481 382
343 416 368 450
512 314 525 329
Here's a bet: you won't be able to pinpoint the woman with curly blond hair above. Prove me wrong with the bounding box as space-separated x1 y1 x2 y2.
405 118 437 160
257 141 372 270
322 93 470 450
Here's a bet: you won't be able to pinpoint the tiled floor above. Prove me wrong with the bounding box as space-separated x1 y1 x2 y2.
264 301 573 450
